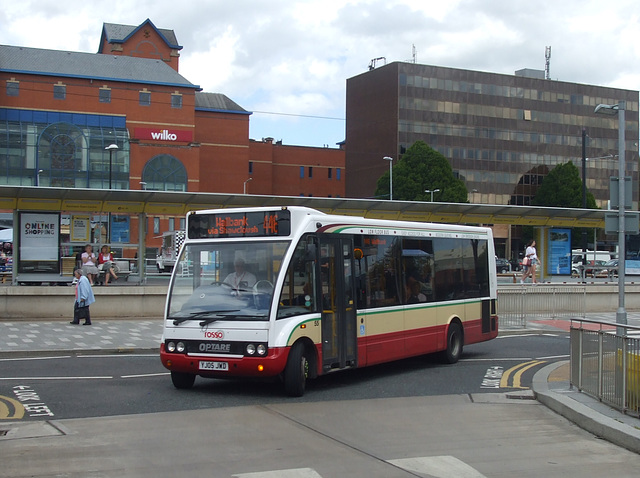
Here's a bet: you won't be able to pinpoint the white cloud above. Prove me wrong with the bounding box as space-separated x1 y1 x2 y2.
1 0 639 147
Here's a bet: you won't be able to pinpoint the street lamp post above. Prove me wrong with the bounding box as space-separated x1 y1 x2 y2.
243 177 253 194
425 188 440 202
383 156 393 200
594 101 626 328
582 128 588 253
105 144 119 189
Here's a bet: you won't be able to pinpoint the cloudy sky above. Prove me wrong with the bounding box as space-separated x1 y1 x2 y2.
2 0 639 147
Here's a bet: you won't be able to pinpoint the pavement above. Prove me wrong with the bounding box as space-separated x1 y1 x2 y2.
0 312 639 457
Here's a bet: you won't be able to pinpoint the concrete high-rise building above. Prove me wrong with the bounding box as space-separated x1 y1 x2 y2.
346 62 639 210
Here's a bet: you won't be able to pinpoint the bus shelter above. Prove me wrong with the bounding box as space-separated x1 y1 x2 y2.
0 184 625 285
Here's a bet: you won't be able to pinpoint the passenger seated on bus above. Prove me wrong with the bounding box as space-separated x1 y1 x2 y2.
293 282 313 307
406 274 426 304
223 258 256 292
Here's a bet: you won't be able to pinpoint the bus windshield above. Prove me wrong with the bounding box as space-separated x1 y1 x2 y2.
167 240 290 323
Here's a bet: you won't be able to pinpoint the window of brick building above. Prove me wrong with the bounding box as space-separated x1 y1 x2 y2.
6 80 19 97
53 83 66 100
139 91 151 106
99 88 111 103
171 93 182 109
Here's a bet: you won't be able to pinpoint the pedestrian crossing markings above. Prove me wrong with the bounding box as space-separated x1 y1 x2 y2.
233 456 487 478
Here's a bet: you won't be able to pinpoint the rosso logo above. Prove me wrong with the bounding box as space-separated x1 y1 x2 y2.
204 330 224 340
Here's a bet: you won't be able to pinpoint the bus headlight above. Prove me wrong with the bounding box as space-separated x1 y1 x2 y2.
167 341 176 352
246 344 256 355
176 342 186 353
257 344 267 356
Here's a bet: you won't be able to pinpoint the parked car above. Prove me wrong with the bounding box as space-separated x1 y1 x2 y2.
597 259 618 278
571 260 607 278
495 258 512 274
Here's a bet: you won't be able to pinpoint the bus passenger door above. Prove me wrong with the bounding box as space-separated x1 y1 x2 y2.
319 237 357 372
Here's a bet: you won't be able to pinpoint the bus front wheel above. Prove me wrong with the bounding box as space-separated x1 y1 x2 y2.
442 322 463 364
284 342 308 397
171 371 196 389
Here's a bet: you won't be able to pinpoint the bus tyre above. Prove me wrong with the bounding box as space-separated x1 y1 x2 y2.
171 371 196 389
442 322 463 364
284 342 308 397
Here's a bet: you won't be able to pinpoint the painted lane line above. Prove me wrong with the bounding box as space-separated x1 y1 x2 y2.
0 395 25 420
0 356 72 362
77 354 158 358
536 354 570 360
121 372 170 379
511 360 546 389
497 334 534 338
0 376 113 381
499 360 546 389
461 357 533 362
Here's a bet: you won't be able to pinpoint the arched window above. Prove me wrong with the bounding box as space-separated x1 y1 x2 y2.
37 123 86 188
142 155 187 191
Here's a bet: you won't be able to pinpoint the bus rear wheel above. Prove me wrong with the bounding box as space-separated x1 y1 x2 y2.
171 371 196 389
284 342 309 397
441 322 463 364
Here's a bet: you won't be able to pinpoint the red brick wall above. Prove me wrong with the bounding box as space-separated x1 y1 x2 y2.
99 25 179 71
249 141 345 197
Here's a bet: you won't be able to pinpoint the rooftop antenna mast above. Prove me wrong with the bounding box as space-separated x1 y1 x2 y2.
412 44 417 63
545 46 551 80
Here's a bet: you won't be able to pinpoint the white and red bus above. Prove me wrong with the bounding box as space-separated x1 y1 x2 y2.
160 206 498 396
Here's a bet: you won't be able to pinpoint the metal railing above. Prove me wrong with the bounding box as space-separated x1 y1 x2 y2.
570 318 640 417
498 285 587 327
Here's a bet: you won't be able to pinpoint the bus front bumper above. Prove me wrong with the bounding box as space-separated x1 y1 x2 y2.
160 343 290 378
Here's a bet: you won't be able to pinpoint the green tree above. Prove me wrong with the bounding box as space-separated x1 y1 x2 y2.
531 161 597 209
528 161 598 249
375 141 468 202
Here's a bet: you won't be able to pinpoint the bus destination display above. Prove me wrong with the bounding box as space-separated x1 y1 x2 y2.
188 210 291 238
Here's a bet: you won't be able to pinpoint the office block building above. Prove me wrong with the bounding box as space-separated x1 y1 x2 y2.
346 62 639 210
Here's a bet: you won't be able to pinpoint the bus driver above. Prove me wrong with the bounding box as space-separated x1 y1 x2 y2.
223 258 256 293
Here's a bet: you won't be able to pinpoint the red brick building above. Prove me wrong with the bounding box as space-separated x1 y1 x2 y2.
0 19 344 250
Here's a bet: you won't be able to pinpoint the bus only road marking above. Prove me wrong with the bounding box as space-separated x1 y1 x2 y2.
11 385 54 418
480 360 547 389
480 366 503 388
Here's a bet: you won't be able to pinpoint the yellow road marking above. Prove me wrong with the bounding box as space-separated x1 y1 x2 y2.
500 360 546 389
0 395 25 420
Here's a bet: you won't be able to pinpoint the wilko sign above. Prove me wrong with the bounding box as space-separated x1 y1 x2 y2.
134 127 193 143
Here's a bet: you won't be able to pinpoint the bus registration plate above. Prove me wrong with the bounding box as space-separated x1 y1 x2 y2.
199 361 228 371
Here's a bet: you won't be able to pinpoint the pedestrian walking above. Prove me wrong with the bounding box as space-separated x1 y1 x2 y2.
71 267 95 325
520 240 540 284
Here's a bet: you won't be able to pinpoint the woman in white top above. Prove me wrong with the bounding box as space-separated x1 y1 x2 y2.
520 240 539 284
81 244 99 285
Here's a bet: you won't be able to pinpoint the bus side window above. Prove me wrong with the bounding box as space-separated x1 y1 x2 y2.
277 235 317 318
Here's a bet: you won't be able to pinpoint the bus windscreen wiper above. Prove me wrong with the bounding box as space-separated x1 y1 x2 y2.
198 311 253 326
172 310 240 326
